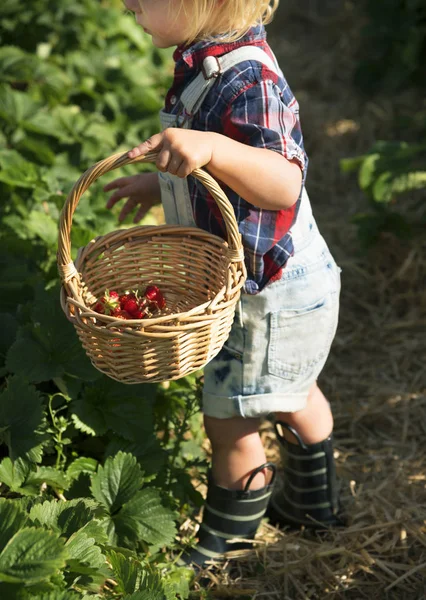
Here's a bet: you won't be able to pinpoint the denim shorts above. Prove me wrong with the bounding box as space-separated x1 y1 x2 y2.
202 222 341 419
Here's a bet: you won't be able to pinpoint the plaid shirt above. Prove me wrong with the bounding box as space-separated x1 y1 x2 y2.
166 25 308 293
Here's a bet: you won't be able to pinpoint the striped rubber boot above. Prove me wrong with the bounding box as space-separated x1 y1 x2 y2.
266 421 343 529
178 462 276 570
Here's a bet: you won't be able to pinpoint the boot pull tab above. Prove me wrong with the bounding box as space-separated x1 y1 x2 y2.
274 421 308 451
244 461 277 492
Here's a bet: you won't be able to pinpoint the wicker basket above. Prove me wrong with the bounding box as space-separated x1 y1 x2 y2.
57 150 247 384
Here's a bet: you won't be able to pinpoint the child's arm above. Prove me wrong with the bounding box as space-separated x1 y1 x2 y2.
128 128 302 210
208 132 302 210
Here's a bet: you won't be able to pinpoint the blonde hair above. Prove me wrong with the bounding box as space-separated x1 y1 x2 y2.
180 0 280 44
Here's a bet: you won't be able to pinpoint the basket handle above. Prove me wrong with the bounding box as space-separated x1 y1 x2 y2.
57 150 245 283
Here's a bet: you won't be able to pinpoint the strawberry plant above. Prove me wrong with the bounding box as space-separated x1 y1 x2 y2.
341 139 426 247
0 286 207 598
0 2 208 597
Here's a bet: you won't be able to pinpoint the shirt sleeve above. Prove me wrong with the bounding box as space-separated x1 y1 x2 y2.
221 78 308 179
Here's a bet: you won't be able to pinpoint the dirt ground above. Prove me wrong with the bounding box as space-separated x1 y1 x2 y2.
198 1 426 598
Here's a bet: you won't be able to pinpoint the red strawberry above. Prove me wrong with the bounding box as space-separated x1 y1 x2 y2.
123 298 139 316
111 306 123 317
133 309 147 319
144 285 166 309
101 290 120 315
93 300 105 314
119 294 128 308
93 290 121 315
119 291 137 308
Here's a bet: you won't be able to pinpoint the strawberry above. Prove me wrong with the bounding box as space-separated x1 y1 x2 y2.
93 289 120 315
133 309 147 319
123 298 140 316
111 305 123 317
119 294 128 308
144 285 166 309
119 291 137 308
93 300 105 314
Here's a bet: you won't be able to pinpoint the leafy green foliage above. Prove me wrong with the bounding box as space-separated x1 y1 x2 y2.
341 141 426 203
0 527 67 584
91 452 177 549
90 452 145 514
0 2 203 597
0 377 44 461
0 499 28 551
6 285 101 385
341 140 426 246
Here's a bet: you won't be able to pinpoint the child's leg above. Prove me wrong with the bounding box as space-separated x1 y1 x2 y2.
203 414 267 490
178 416 276 569
274 382 333 444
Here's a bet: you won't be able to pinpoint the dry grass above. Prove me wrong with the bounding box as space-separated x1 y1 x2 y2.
185 1 426 598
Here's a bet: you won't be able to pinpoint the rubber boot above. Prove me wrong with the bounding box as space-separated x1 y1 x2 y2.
266 421 343 528
178 462 276 570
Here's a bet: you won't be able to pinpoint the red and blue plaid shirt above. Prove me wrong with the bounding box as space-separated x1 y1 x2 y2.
166 25 308 293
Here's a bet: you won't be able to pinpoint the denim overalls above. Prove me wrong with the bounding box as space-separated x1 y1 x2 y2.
159 46 341 419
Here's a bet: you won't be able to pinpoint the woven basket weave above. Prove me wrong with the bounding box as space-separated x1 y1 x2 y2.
57 150 247 384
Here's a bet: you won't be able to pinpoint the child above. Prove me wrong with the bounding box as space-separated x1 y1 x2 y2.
105 0 343 569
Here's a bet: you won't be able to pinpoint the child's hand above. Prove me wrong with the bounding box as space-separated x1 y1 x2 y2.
104 172 161 223
128 129 215 178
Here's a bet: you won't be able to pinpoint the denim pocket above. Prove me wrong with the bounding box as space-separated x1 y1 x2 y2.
268 292 337 381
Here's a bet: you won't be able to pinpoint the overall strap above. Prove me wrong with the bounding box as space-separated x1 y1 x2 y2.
180 45 280 119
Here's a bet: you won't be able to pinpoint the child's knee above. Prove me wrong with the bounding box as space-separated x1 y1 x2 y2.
203 414 261 448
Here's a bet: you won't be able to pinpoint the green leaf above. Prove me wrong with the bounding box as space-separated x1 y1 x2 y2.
163 568 191 600
115 488 177 547
104 435 166 477
107 549 142 595
56 500 102 538
70 413 99 437
0 148 40 189
76 520 110 547
90 452 144 513
72 378 156 442
0 457 31 492
29 500 62 531
15 135 56 166
0 527 66 584
0 84 38 127
25 210 58 248
25 466 70 491
67 457 98 482
6 335 61 383
358 153 380 192
65 530 106 571
6 285 100 384
340 155 366 173
124 567 172 600
0 376 44 460
0 499 28 553
373 170 426 202
29 498 101 538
